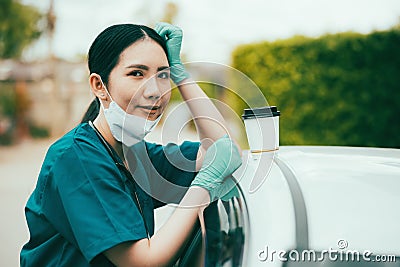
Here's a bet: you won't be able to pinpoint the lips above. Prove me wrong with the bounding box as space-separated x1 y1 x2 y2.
139 105 160 111
138 105 161 116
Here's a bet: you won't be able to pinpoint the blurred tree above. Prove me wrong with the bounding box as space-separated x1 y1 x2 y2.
161 2 179 24
0 0 44 59
46 0 56 59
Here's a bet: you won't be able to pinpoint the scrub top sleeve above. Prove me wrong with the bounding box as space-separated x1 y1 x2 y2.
146 141 200 186
145 141 200 208
52 140 148 263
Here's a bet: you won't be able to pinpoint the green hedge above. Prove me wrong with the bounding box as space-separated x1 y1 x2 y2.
231 29 400 148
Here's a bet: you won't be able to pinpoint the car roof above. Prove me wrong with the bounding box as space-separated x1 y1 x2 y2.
239 146 400 257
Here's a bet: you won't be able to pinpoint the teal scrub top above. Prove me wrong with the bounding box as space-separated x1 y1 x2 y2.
20 122 200 266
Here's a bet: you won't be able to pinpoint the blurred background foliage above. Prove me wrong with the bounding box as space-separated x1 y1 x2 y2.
0 83 17 144
1 0 399 148
0 0 45 144
0 0 44 59
231 28 400 148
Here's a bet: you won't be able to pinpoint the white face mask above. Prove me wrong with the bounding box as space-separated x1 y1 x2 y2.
99 79 162 146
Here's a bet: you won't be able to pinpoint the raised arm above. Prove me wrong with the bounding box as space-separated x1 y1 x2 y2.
154 22 242 170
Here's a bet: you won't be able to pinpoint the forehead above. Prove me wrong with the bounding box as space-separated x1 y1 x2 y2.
117 38 168 68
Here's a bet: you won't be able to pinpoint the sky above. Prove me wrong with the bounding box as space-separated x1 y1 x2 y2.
21 0 400 64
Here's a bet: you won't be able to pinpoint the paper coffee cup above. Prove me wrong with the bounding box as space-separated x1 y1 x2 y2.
242 106 280 153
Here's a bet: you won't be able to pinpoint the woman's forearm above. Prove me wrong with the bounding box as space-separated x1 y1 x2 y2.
146 186 209 266
178 79 242 171
177 78 229 146
104 186 209 267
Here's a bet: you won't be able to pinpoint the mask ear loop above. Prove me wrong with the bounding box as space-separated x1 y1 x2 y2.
97 74 114 103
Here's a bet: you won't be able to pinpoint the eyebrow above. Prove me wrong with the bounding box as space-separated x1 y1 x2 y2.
126 64 170 72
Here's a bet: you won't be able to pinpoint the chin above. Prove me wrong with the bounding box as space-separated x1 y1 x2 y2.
148 113 162 121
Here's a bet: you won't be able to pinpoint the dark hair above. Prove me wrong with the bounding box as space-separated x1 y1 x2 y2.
81 23 168 123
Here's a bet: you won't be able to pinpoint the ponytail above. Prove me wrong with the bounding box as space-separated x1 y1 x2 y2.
81 98 100 123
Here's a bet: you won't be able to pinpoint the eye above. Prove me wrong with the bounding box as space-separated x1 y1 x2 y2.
128 70 144 77
157 71 170 79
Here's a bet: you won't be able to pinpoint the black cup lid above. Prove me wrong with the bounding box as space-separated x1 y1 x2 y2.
242 106 280 119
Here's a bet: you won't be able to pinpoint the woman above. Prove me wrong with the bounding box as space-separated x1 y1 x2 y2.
20 22 241 266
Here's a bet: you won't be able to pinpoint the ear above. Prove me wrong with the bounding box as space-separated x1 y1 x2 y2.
89 73 108 101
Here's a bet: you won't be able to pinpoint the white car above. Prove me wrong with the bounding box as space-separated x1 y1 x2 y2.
172 146 400 266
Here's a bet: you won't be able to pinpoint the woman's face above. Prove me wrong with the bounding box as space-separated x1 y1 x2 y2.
106 38 171 121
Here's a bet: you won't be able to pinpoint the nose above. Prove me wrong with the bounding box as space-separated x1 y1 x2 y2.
142 78 161 100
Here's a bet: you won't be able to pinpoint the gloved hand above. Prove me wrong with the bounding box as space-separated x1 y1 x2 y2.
154 22 190 84
213 176 240 202
191 135 242 202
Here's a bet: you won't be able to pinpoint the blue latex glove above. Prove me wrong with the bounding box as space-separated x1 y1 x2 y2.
154 22 190 84
191 135 242 201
